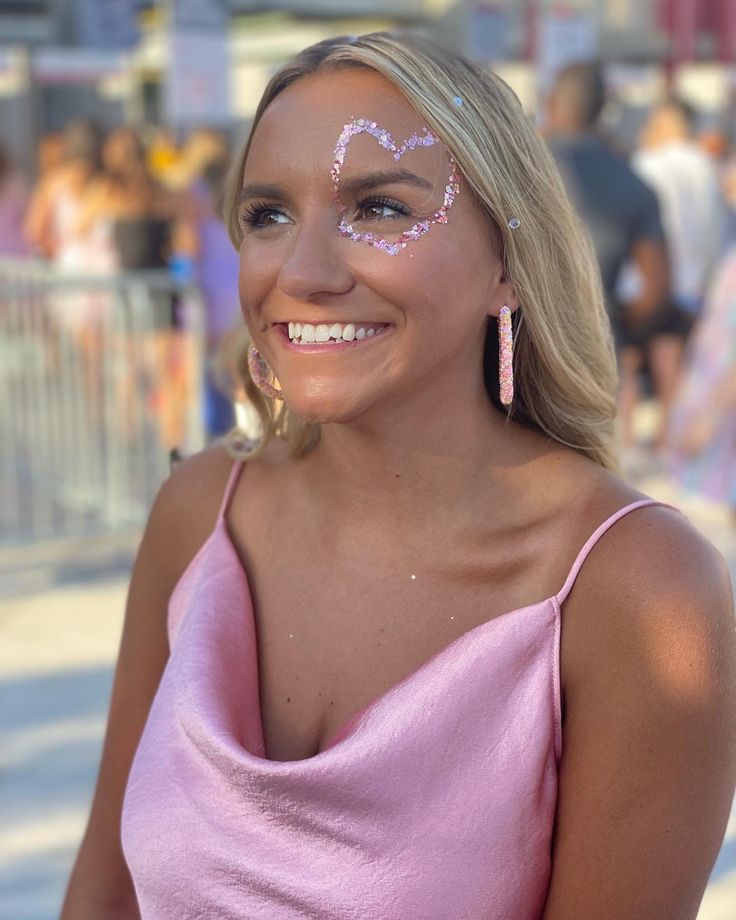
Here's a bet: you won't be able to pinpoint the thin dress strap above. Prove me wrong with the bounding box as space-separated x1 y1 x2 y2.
217 460 245 524
555 499 678 606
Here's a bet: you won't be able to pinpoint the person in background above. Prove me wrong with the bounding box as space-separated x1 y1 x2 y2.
635 99 724 321
79 125 199 450
24 119 114 275
189 145 242 438
543 62 672 451
668 245 736 534
36 131 64 178
719 137 736 250
147 127 181 189
0 141 29 258
83 126 197 276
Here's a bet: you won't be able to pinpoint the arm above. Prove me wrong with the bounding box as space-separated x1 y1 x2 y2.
625 235 670 326
168 187 199 260
60 448 232 918
543 507 736 919
623 172 671 326
23 175 57 258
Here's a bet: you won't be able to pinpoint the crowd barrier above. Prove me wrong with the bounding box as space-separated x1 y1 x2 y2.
0 259 206 550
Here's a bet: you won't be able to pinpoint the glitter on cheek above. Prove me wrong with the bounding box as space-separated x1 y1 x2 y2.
331 117 461 257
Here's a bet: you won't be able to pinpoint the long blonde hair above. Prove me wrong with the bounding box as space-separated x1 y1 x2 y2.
227 32 619 471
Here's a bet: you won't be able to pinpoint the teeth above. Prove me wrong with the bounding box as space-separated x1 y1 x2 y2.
286 322 387 344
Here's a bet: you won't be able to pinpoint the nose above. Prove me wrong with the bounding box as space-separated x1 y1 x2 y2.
277 213 355 302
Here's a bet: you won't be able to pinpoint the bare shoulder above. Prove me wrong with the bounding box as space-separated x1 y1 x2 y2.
543 477 736 918
149 444 237 582
563 491 734 692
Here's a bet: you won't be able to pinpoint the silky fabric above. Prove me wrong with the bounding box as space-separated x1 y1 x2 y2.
122 463 666 919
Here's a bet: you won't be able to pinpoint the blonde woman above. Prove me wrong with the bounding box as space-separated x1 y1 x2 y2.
62 34 736 920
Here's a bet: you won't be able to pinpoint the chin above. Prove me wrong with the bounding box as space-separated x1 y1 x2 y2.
280 382 378 427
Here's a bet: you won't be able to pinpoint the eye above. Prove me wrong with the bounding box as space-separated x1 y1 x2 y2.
238 202 291 230
355 196 411 221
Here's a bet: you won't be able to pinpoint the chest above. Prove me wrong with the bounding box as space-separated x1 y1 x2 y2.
236 529 562 763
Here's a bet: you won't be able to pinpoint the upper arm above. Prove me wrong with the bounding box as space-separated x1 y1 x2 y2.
543 508 736 920
629 235 670 308
23 177 55 255
61 448 233 916
629 182 669 304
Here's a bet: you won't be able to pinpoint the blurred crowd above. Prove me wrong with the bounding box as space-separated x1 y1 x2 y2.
2 64 736 518
0 121 242 441
543 63 736 525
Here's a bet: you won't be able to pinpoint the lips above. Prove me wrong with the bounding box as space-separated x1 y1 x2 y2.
282 321 391 345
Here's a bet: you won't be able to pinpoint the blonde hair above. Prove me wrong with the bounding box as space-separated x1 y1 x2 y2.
226 32 619 471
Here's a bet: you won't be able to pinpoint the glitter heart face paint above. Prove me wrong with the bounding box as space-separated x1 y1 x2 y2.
331 118 461 256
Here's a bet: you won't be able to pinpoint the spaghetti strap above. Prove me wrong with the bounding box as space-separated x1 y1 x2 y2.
555 499 679 606
217 461 245 524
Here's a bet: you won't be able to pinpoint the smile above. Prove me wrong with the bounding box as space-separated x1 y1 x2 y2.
285 322 391 345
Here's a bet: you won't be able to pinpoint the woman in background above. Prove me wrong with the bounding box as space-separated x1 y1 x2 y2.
668 246 736 530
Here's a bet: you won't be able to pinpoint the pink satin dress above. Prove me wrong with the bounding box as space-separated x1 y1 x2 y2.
121 462 666 919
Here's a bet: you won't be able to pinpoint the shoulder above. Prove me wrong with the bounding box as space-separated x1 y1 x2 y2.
144 444 237 587
546 488 736 916
563 494 734 699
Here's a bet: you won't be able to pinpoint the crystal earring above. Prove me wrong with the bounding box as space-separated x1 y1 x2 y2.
247 345 283 400
498 305 513 406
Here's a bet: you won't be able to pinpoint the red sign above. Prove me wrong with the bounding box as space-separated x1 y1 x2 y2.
717 0 736 63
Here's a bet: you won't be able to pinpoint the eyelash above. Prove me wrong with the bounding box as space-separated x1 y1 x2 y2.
238 195 412 230
238 202 287 229
356 196 411 221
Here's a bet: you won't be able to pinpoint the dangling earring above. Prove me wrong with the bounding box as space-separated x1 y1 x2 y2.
247 345 283 400
498 305 513 406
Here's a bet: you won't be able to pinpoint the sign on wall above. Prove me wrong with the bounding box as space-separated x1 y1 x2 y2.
165 0 230 128
536 6 598 93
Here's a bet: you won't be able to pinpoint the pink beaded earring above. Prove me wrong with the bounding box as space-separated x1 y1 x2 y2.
247 345 283 400
498 305 514 406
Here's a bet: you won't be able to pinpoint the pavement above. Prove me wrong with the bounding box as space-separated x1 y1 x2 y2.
1 439 735 919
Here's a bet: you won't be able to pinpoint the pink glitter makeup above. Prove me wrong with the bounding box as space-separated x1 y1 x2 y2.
331 118 461 256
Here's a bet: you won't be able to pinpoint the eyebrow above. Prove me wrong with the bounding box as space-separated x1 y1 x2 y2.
237 183 288 206
237 168 434 206
339 169 435 195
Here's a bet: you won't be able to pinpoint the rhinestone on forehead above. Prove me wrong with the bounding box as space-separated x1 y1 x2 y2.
331 118 461 257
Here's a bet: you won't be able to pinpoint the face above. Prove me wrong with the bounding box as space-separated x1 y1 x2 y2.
237 68 514 425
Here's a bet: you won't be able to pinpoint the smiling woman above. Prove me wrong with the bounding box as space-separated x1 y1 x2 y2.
226 35 619 468
61 32 736 920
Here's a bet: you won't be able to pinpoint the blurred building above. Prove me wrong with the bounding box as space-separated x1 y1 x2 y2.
2 0 736 174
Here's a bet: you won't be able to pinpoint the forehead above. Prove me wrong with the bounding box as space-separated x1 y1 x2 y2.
244 69 442 180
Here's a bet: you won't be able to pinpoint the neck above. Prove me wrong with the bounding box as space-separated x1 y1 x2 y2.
298 372 550 554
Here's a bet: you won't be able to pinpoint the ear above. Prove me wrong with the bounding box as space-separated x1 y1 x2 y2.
488 272 520 318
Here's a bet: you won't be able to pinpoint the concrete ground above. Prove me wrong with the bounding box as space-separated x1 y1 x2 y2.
1 446 735 918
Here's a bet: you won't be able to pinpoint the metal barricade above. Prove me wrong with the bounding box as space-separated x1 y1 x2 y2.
0 259 206 552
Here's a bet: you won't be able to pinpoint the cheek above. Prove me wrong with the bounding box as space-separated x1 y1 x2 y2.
237 244 275 322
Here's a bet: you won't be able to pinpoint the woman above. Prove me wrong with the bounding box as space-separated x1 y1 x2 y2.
0 141 29 258
79 126 199 449
668 246 736 522
62 34 736 919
